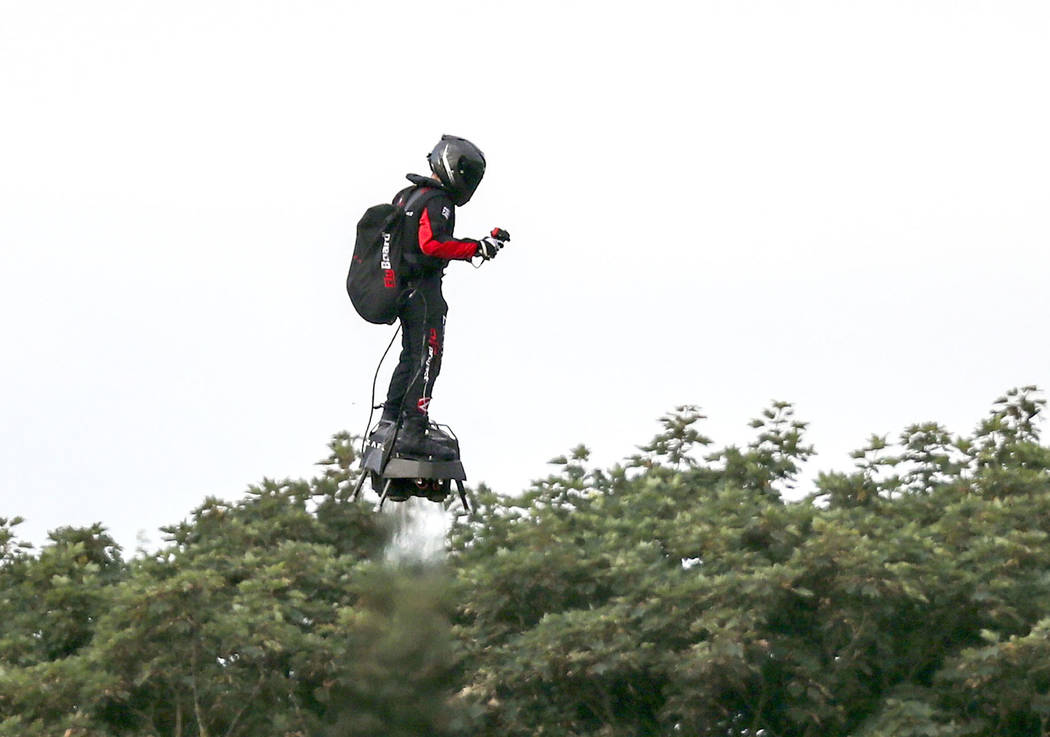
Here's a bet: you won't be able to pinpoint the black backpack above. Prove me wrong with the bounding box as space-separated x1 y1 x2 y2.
346 187 444 324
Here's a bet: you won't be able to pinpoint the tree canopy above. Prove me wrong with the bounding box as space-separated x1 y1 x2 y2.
3 388 1049 736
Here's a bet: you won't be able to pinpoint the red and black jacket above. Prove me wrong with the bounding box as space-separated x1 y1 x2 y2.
395 174 479 275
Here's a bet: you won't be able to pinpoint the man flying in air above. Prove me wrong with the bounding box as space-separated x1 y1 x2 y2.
371 134 510 460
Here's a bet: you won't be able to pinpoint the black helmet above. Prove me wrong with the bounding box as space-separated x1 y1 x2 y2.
427 134 486 206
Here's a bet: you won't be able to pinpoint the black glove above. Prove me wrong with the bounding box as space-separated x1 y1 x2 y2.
476 228 510 260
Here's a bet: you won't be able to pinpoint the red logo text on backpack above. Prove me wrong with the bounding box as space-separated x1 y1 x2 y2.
381 233 396 288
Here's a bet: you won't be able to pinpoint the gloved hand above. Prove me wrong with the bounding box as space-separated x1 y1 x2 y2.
476 228 510 260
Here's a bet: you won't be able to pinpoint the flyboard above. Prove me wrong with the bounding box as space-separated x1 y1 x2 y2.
351 419 470 511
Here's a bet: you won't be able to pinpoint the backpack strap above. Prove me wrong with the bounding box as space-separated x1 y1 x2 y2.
398 185 447 214
398 186 451 275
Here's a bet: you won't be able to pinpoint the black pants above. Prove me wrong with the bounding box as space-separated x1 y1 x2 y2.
384 273 447 421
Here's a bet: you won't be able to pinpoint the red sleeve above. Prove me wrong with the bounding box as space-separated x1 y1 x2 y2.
418 206 479 261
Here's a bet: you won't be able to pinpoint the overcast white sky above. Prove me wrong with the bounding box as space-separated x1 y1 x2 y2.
2 1 1048 553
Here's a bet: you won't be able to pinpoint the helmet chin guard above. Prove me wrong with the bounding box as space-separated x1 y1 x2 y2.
427 134 486 206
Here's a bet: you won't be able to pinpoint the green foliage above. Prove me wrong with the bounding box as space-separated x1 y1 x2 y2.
0 443 463 737
2 389 1048 737
0 522 124 665
451 390 1050 737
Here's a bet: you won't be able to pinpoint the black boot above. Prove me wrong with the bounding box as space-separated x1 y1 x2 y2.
367 417 397 444
395 415 457 460
365 404 403 448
